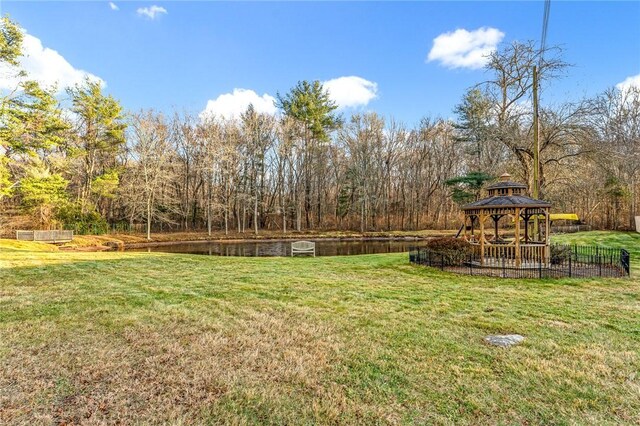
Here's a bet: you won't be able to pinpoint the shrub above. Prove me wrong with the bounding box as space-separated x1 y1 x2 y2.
426 237 472 266
56 202 109 235
550 244 572 265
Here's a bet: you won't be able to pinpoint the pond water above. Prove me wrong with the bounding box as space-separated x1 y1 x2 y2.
127 239 429 257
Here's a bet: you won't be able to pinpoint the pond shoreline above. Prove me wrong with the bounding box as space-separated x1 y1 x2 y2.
121 235 434 250
124 237 434 257
58 230 456 252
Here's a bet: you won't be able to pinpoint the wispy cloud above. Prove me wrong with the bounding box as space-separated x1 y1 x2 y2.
0 30 104 93
137 5 167 20
322 76 378 109
109 2 119 11
427 27 505 69
616 74 640 92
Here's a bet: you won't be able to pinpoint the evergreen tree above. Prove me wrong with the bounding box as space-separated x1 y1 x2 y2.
0 15 23 67
67 79 126 214
454 88 497 172
0 81 68 158
276 80 341 228
445 172 494 205
0 17 68 203
18 164 68 227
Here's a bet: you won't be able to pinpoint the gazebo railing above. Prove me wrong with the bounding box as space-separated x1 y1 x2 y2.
472 243 547 265
409 244 630 278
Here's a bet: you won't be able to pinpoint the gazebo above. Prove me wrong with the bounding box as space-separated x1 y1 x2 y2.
461 173 551 267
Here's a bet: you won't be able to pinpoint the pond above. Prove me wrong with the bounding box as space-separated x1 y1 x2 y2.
127 239 429 257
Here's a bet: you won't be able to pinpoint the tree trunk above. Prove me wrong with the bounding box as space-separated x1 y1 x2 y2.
146 197 152 240
254 182 259 235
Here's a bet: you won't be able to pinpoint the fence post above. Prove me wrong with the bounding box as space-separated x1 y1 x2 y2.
502 256 506 278
568 255 572 278
539 258 543 279
599 255 602 277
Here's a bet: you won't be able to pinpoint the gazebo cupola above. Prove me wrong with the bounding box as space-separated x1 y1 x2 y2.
486 173 528 197
461 173 552 267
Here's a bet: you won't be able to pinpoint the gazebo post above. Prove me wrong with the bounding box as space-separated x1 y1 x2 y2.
479 213 485 266
544 208 550 265
515 207 521 267
470 216 474 240
463 216 467 240
523 211 530 243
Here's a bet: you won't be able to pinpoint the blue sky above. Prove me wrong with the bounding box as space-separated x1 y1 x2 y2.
2 1 639 125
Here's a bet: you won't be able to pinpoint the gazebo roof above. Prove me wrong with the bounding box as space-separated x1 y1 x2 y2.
461 172 551 211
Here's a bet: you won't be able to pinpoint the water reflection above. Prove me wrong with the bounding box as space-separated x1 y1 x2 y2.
130 239 427 257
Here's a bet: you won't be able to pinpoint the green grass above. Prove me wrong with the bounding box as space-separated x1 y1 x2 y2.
1 232 639 424
553 230 640 265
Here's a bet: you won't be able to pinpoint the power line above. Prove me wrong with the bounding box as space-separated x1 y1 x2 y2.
539 0 551 66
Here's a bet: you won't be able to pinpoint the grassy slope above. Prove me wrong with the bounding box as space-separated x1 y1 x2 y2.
554 230 640 263
0 232 639 425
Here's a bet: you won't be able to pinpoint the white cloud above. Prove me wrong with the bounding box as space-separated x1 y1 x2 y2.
427 27 505 69
616 74 640 92
0 31 104 93
200 89 277 121
109 2 119 11
322 76 378 109
200 76 378 120
137 5 167 20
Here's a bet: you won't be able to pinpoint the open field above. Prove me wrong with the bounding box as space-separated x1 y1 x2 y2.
1 232 639 424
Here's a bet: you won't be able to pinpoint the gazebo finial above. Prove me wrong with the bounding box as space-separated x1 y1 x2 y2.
499 172 511 182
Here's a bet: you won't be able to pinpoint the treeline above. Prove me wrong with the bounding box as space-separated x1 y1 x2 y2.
1 17 639 237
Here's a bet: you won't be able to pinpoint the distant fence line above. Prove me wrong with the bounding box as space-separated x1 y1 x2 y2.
409 244 630 279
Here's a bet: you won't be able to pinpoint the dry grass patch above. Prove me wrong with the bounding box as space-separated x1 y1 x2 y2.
1 310 348 424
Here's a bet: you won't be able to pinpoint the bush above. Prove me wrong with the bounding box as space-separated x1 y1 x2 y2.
550 244 572 265
56 202 109 235
426 237 472 266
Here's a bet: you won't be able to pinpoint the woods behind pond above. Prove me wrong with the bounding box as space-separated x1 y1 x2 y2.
1 231 638 424
2 15 640 238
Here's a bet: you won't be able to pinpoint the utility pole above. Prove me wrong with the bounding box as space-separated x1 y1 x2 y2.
534 0 550 240
532 65 540 201
533 65 541 238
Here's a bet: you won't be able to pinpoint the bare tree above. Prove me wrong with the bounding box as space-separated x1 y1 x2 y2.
130 111 173 240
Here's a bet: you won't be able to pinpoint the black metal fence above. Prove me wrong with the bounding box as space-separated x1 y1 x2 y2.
409 244 630 279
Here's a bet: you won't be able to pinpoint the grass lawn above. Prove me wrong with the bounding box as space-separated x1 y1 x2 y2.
1 231 639 424
553 230 640 263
